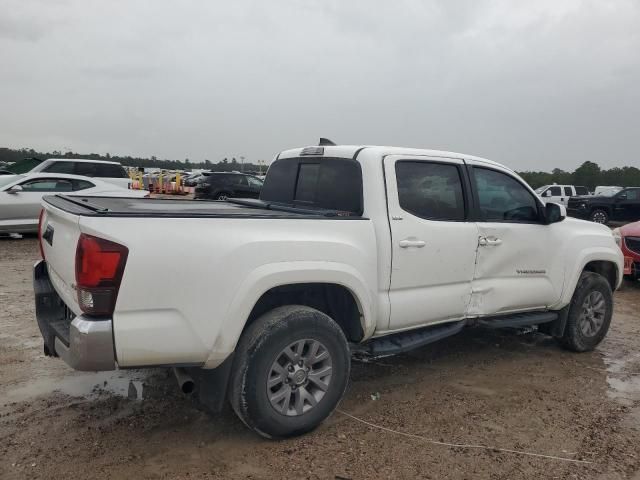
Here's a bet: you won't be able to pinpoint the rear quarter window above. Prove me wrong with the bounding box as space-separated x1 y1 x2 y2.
95 163 128 178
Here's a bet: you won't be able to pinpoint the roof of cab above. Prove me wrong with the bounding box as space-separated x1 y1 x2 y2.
277 145 511 172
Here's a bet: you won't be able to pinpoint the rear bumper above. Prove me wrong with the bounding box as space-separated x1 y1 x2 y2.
33 260 116 371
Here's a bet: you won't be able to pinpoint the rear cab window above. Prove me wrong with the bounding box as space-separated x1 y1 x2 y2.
260 157 363 215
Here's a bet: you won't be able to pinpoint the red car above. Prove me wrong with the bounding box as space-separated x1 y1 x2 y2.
614 221 640 279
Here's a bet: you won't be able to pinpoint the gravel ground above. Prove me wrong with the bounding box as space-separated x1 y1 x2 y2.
1 237 639 479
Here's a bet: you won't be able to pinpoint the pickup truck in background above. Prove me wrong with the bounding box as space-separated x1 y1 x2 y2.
34 143 623 438
535 184 590 206
568 187 640 224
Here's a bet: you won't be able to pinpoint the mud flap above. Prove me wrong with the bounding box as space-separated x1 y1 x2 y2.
538 306 570 337
188 354 235 414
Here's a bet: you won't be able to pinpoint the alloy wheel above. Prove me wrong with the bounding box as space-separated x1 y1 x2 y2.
578 291 606 337
267 339 333 416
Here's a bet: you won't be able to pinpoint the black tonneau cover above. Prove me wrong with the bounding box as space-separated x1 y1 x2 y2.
43 195 365 219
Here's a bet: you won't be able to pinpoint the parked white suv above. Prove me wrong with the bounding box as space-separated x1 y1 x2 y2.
535 184 590 206
34 144 623 438
29 159 131 189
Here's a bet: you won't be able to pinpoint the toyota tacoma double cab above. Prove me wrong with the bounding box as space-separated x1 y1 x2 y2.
34 143 623 438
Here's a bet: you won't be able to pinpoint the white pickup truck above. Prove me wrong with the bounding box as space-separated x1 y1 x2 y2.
34 143 623 438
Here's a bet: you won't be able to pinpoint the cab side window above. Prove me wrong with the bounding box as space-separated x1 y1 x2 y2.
622 189 639 201
564 187 572 196
549 186 562 196
473 168 540 222
395 161 466 221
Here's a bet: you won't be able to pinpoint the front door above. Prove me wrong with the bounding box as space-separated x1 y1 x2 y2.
384 155 479 331
467 163 563 316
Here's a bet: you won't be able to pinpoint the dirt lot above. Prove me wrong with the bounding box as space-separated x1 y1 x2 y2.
1 237 639 479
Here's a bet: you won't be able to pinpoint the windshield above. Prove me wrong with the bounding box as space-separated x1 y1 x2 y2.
534 185 549 194
0 175 21 190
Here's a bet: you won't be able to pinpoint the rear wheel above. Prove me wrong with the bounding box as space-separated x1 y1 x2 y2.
229 305 351 438
589 209 609 224
559 272 613 352
215 192 230 200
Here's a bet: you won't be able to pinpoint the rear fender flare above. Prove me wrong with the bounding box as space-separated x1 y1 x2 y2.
202 261 374 368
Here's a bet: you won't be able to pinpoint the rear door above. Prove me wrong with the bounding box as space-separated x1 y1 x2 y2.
384 155 479 330
612 188 640 221
467 162 563 316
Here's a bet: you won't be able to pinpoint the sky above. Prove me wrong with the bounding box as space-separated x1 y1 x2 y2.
1 0 639 171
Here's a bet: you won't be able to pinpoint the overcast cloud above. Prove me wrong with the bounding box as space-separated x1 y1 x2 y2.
1 0 639 170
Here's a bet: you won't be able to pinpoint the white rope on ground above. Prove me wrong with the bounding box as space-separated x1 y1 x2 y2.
584 365 640 375
337 410 595 465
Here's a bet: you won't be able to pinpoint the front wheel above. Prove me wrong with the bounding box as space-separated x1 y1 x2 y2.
589 209 609 224
229 305 351 438
559 272 613 352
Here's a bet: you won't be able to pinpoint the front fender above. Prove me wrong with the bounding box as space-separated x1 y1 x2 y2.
553 246 623 308
203 261 375 368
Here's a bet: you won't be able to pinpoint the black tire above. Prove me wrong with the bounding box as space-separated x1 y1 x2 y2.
559 272 613 352
215 192 231 200
229 305 351 439
589 209 609 224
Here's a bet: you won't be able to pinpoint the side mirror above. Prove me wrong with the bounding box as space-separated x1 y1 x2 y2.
543 190 552 197
6 185 23 194
545 202 566 224
616 194 627 201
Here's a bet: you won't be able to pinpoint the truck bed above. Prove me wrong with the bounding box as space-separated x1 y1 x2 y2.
43 195 364 219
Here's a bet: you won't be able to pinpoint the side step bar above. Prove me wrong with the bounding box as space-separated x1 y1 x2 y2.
352 311 559 357
477 311 558 329
354 320 467 357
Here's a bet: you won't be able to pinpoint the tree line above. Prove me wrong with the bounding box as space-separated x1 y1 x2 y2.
2 147 639 189
0 147 267 173
518 161 640 190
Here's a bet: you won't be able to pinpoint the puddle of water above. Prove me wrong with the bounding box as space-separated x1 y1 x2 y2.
3 370 147 404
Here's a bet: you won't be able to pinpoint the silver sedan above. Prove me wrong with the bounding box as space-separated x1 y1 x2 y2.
0 173 149 234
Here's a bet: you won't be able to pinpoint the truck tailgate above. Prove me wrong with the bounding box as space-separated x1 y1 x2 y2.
40 202 82 315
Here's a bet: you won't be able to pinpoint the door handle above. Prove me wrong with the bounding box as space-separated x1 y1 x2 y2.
399 239 426 248
479 236 502 246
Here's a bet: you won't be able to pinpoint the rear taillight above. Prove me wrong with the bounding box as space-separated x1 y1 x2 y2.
37 209 45 260
75 234 128 316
